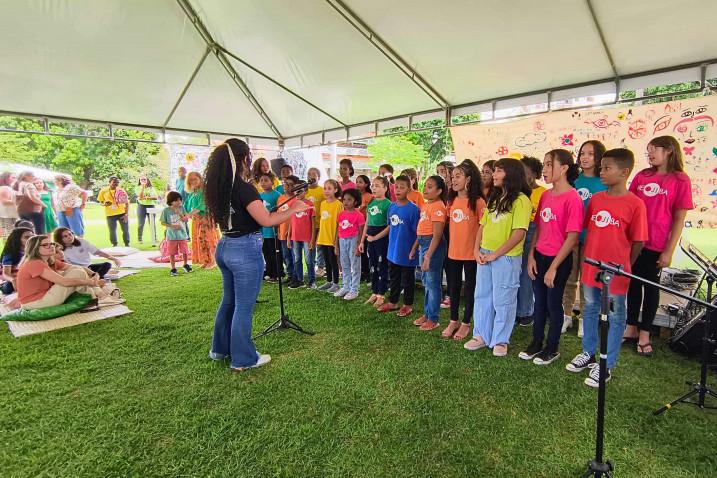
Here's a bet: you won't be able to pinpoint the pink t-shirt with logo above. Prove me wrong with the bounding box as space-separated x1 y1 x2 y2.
535 188 584 257
581 192 649 295
629 169 693 252
290 199 315 242
337 209 365 239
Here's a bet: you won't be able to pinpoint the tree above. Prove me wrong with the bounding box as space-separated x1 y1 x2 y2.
367 135 428 173
0 116 161 193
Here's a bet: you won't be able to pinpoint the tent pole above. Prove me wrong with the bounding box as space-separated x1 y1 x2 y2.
163 46 211 129
585 0 619 80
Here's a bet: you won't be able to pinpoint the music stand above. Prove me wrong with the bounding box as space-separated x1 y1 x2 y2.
654 239 717 414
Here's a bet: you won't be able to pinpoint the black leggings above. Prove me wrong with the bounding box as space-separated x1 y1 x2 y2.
320 245 339 284
88 262 112 279
627 248 661 332
532 250 572 353
388 261 414 306
262 238 283 279
447 259 477 324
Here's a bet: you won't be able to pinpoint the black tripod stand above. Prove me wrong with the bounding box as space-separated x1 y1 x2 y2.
654 241 717 414
580 268 615 478
254 193 314 340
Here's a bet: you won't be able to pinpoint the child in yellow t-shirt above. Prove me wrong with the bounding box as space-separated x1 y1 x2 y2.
305 167 325 277
316 179 343 292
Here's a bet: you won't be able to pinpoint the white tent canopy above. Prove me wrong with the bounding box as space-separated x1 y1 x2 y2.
1 0 716 146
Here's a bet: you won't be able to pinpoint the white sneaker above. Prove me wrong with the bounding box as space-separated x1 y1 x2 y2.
98 296 125 307
344 291 359 301
231 354 271 372
208 351 227 361
308 282 318 290
577 318 584 338
327 284 341 294
333 288 348 297
561 315 572 334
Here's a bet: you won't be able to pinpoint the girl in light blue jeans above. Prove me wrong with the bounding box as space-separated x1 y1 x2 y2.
464 158 533 357
335 189 365 300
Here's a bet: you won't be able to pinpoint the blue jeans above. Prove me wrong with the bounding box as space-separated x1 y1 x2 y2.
58 207 85 236
292 241 315 283
315 230 325 268
280 239 295 281
418 235 446 323
106 213 130 247
582 285 627 370
516 222 536 318
211 233 265 368
339 235 361 293
473 248 521 348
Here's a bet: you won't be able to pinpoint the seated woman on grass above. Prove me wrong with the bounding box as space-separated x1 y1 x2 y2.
53 227 121 278
1 227 33 296
16 236 123 310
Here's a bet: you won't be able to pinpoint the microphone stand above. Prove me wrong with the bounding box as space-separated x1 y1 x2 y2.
254 184 315 339
581 258 717 477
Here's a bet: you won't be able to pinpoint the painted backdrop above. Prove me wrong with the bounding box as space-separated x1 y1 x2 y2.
450 95 717 228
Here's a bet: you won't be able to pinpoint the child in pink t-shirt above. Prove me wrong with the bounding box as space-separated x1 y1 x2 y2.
625 135 694 357
335 189 365 300
287 188 316 288
521 149 584 365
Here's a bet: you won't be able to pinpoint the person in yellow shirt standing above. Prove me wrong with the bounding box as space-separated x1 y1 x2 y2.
305 167 326 277
97 176 130 247
516 156 546 327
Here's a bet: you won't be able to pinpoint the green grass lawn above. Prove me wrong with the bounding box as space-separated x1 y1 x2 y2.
80 202 163 252
1 268 716 478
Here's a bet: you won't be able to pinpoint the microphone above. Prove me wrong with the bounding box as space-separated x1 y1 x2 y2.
288 177 316 194
583 257 625 275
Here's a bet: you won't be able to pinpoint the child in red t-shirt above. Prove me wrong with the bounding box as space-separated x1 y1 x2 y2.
566 149 648 388
287 187 316 289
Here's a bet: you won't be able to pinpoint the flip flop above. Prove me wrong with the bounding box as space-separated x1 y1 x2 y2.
413 315 427 326
377 303 399 313
396 306 413 317
419 320 439 331
637 342 654 357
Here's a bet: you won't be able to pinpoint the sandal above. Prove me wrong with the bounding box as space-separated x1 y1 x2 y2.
453 323 471 341
377 303 399 313
637 342 654 357
420 320 439 331
413 315 427 326
396 306 413 317
441 320 460 338
364 294 378 305
373 295 385 308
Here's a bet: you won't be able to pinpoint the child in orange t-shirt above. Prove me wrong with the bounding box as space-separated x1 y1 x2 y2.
442 160 486 341
401 168 425 209
410 175 448 331
277 176 298 283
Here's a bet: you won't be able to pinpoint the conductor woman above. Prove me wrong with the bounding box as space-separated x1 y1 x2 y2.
204 138 311 371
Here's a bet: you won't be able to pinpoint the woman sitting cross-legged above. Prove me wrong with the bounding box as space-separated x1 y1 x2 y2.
16 235 124 310
53 227 121 278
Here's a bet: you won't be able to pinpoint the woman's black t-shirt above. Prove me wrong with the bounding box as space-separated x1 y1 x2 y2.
223 179 261 236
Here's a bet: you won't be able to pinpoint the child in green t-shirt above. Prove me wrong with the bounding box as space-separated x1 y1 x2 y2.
160 191 192 277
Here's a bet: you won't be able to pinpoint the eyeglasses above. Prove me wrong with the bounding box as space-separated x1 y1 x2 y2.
39 243 55 248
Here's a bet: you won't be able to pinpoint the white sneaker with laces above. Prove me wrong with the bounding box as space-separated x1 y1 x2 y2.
208 351 227 361
327 284 341 294
333 288 348 297
343 291 359 301
231 354 271 372
561 315 572 334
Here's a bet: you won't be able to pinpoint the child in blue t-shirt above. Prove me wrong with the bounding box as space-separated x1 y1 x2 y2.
377 175 420 318
160 191 191 277
258 172 283 281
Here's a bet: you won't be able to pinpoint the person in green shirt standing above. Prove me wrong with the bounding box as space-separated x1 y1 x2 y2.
184 171 218 268
135 176 159 244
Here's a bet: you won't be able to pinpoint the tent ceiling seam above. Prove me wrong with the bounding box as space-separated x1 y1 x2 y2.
325 0 449 109
176 0 283 139
585 0 619 79
215 45 348 128
162 46 211 129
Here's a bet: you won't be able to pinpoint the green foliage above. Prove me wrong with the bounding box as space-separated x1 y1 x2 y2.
619 82 703 104
0 116 161 190
367 135 428 172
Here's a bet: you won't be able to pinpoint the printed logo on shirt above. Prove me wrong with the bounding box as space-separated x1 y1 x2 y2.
339 219 351 230
451 208 468 223
638 182 668 197
295 211 307 218
591 210 620 228
490 211 507 224
368 205 380 215
389 214 403 226
280 204 289 212
321 210 330 220
540 207 557 222
420 211 428 222
307 196 315 203
263 200 271 208
577 188 591 201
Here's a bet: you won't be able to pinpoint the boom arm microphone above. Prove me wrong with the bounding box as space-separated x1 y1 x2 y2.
287 178 316 194
583 257 625 275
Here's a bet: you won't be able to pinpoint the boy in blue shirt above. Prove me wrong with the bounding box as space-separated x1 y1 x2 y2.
160 191 192 277
377 175 420 318
258 172 283 281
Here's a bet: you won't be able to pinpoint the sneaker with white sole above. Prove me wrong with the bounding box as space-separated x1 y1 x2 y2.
208 351 227 361
440 296 451 309
577 318 584 338
308 282 318 290
518 339 543 360
327 284 341 294
584 365 611 388
565 352 596 372
343 291 359 301
464 337 486 351
533 350 560 365
333 288 349 297
561 315 572 334
231 354 271 372
317 282 332 291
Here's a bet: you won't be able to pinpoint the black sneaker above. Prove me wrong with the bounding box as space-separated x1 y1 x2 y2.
170 268 178 277
287 280 303 289
183 264 193 273
584 366 611 388
518 316 534 327
533 350 560 365
518 340 543 360
565 352 596 372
